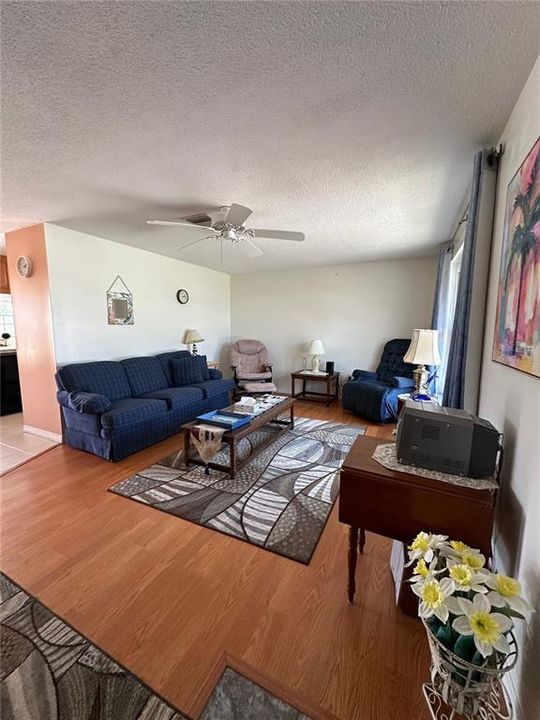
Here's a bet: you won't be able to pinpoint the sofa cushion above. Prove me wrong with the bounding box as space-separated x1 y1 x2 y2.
120 357 169 396
156 350 193 386
142 386 205 411
100 398 168 430
67 391 111 414
170 356 210 386
187 378 235 400
56 361 132 401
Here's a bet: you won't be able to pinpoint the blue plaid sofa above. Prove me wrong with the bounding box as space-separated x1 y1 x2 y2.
56 351 234 461
342 339 415 423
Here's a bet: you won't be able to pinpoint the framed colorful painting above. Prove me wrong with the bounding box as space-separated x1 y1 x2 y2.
492 137 540 377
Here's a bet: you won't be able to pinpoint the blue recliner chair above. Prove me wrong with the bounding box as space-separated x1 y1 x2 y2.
342 338 415 423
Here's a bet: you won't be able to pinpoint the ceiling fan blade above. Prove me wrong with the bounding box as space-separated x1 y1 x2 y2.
225 204 252 226
147 220 218 232
242 237 264 258
178 236 214 251
251 229 305 242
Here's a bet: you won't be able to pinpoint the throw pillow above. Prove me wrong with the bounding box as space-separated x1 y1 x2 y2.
68 391 111 414
170 355 210 386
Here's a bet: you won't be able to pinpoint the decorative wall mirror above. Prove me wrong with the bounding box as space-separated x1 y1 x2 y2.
107 275 134 325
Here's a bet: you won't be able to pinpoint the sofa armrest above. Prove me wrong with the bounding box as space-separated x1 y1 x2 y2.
390 376 416 389
351 369 377 381
57 390 111 414
209 368 223 380
57 390 71 408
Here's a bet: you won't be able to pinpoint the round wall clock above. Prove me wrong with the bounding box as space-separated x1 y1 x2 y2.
176 289 189 305
16 255 33 278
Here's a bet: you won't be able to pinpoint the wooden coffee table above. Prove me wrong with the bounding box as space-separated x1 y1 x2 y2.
182 397 295 478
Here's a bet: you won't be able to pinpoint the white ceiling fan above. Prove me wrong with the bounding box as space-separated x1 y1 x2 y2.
147 204 305 262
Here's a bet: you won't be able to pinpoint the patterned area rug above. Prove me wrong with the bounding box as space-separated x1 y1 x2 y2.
0 574 313 719
0 573 186 719
109 418 365 564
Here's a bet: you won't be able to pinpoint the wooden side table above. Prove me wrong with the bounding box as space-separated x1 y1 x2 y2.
339 435 497 612
291 371 340 406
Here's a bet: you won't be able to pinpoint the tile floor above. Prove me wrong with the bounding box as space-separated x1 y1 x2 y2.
0 413 58 474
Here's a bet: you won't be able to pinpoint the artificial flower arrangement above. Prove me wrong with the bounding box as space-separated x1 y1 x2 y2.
407 532 531 670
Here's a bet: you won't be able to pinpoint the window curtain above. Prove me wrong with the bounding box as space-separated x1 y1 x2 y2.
431 242 454 397
443 150 484 408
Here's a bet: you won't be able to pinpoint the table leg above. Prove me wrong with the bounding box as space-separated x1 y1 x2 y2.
291 376 295 398
358 528 366 555
348 526 359 604
290 403 295 429
183 430 191 466
230 438 236 479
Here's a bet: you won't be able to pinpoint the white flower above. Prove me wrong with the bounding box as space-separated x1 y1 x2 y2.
484 573 532 618
447 562 488 594
442 541 486 570
410 558 441 582
408 532 448 563
412 577 455 622
451 594 513 657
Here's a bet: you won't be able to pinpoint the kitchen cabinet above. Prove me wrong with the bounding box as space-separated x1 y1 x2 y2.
0 256 10 293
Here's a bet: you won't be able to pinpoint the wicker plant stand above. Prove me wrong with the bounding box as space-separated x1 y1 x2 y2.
422 620 517 720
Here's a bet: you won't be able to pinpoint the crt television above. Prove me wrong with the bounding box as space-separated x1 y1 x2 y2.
396 402 501 479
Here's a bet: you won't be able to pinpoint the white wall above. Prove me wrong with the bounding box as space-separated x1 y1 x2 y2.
478 56 540 720
45 224 231 368
231 257 437 392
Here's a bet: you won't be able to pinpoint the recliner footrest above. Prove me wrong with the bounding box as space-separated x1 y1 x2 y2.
241 382 277 393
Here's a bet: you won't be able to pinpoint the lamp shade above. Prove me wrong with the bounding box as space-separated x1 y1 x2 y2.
308 339 326 355
184 329 204 344
403 329 441 366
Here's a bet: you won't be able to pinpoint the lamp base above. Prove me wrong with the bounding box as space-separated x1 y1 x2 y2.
312 355 320 373
413 364 429 395
192 343 198 356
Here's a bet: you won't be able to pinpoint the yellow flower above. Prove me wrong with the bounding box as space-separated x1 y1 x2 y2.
450 540 470 555
469 611 502 645
421 580 445 609
414 559 429 577
452 594 513 657
409 532 431 553
464 552 485 570
496 574 521 598
449 564 472 587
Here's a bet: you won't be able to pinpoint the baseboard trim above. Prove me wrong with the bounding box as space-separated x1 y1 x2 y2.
23 425 62 443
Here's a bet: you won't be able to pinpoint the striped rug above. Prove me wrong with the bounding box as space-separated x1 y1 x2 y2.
109 418 365 564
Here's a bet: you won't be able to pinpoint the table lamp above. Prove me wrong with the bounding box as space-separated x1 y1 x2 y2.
184 329 204 355
308 339 326 373
403 329 441 398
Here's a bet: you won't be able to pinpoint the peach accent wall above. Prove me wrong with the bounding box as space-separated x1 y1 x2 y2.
5 224 61 435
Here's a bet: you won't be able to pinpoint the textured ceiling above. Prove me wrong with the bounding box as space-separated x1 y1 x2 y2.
1 1 539 274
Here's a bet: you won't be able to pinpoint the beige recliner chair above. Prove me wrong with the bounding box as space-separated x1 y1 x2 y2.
230 339 277 396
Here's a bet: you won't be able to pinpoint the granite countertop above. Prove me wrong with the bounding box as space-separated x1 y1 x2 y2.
0 347 17 355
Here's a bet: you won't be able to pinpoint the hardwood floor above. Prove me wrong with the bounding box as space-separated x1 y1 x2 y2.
0 402 431 720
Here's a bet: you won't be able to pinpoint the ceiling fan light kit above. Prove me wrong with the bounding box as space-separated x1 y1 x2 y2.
146 203 305 264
